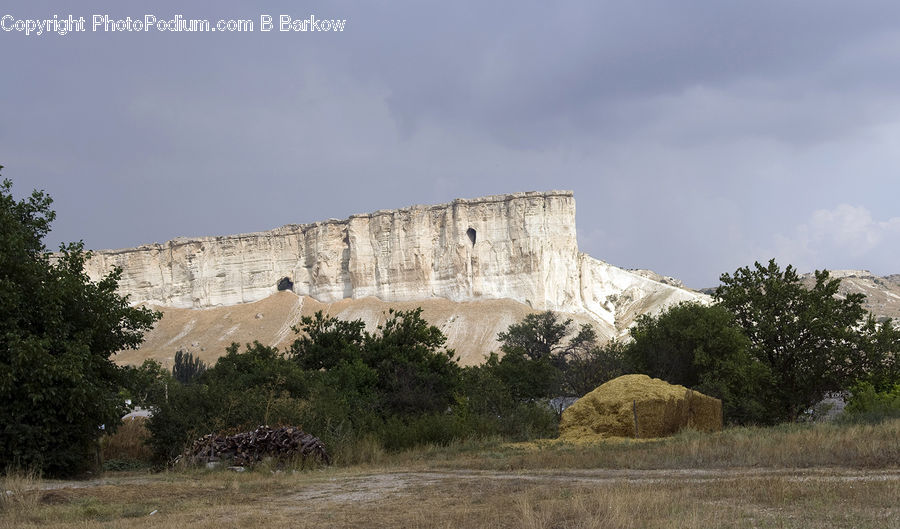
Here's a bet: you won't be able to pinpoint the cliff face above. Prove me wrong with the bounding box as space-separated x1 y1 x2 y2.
578 255 707 332
84 191 709 348
85 191 583 310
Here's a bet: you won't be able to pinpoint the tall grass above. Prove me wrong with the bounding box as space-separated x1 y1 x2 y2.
100 418 153 468
376 418 900 471
3 420 898 528
105 415 900 474
0 468 41 513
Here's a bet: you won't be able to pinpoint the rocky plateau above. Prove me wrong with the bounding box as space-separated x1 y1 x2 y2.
84 191 712 366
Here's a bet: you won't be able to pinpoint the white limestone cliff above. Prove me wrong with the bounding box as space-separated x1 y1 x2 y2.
84 191 709 335
578 255 708 333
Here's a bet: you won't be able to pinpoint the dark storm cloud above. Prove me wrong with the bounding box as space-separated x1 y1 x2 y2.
2 0 899 287
345 1 900 148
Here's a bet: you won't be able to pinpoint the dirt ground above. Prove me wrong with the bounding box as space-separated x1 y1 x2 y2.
5 466 893 529
35 466 900 500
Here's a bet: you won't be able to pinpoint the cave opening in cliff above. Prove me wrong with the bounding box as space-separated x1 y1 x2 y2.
467 227 476 246
277 277 294 291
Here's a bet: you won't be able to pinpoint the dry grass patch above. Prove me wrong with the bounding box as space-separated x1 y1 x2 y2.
100 417 153 463
0 469 41 515
381 418 900 471
2 467 898 528
2 419 898 528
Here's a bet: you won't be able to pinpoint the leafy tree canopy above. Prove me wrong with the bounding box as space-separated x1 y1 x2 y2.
362 308 460 416
290 308 460 417
289 311 365 370
492 311 622 399
0 170 159 475
497 311 572 362
204 341 306 397
715 259 875 423
856 317 899 393
626 302 767 424
172 350 207 384
120 359 170 410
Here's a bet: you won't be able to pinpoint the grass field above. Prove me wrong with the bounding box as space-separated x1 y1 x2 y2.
2 419 899 528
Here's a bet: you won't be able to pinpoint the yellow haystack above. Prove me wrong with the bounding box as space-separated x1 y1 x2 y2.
559 374 722 441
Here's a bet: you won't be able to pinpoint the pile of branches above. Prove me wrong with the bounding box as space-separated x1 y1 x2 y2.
180 426 331 466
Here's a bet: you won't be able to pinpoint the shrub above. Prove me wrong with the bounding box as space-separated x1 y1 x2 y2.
843 382 900 423
146 342 311 463
625 302 767 424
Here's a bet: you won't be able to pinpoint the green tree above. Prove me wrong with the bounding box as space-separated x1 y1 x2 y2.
493 311 617 399
492 311 569 400
204 341 306 399
291 308 460 417
0 171 159 475
144 379 213 463
457 359 559 439
488 349 560 401
497 311 571 362
289 311 365 370
563 337 628 397
843 381 900 422
121 359 170 409
857 318 899 393
146 341 309 462
172 350 207 384
202 342 308 430
362 308 460 416
626 302 766 424
716 259 873 423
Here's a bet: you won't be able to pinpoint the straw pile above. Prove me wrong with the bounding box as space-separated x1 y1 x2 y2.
559 374 722 441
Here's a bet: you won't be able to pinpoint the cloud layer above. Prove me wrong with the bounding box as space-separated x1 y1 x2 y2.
2 0 900 287
775 205 900 273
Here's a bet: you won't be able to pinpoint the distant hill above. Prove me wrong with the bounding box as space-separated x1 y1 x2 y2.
700 270 900 322
799 270 900 322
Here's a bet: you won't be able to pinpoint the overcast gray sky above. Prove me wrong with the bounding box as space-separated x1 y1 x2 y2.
3 1 899 288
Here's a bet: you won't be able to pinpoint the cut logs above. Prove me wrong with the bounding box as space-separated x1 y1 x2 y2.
179 426 331 466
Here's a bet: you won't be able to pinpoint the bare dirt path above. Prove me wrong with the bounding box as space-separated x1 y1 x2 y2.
280 467 900 505
34 466 900 498
11 466 898 528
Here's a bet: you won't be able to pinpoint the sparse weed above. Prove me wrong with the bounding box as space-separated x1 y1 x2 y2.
0 467 41 514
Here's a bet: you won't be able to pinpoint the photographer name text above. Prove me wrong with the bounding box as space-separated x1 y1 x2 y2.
1 14 346 36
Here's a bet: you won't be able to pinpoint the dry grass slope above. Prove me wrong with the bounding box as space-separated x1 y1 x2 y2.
122 291 581 367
